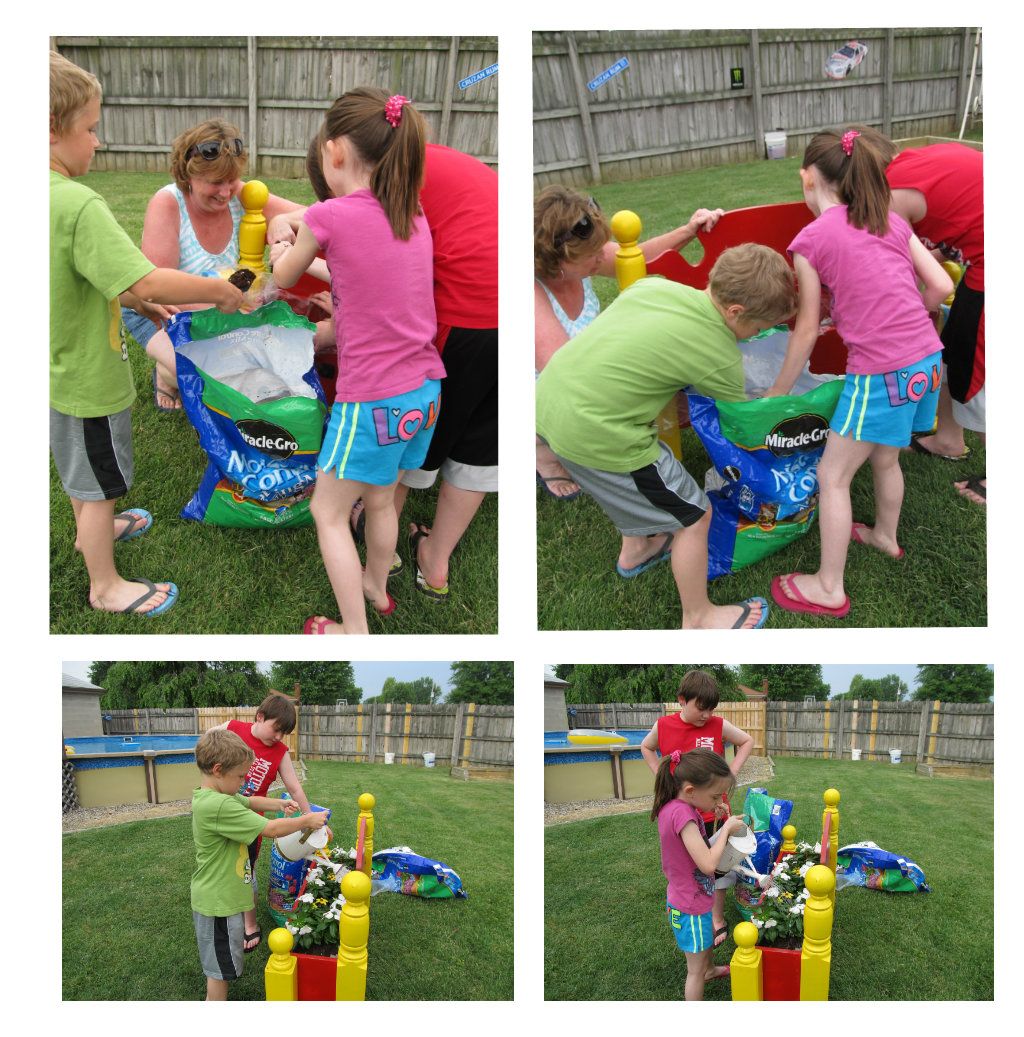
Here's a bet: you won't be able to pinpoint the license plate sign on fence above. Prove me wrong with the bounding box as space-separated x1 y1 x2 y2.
588 57 629 92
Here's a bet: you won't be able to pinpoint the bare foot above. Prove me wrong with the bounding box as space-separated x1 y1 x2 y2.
362 575 392 614
409 522 449 592
954 476 986 506
712 918 728 946
682 598 766 630
617 532 673 573
850 522 903 558
705 964 730 981
776 572 847 611
303 615 346 634
88 578 173 614
154 376 182 411
906 433 968 460
537 442 581 498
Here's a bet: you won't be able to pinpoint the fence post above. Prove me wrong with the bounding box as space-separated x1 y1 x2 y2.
915 700 931 765
834 697 845 759
564 31 602 183
749 28 764 159
730 921 763 1000
438 36 460 146
799 865 835 1001
247 37 259 175
264 927 298 1000
882 28 895 137
368 702 377 764
450 702 466 768
927 699 942 763
335 871 371 1001
193 707 199 735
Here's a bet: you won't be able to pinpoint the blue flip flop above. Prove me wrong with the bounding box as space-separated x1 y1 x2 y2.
152 369 180 413
616 533 674 578
122 578 179 618
114 509 153 543
733 596 770 629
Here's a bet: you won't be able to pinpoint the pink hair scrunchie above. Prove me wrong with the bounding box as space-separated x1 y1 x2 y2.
384 95 410 128
669 748 682 775
841 129 860 156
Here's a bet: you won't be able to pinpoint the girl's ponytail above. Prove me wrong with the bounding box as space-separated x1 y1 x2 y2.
650 747 733 820
320 87 427 240
803 126 894 237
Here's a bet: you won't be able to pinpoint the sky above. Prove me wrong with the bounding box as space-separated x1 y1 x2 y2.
821 664 920 697
62 661 455 700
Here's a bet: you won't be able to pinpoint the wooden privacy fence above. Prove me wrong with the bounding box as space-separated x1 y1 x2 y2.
765 700 992 772
104 704 513 771
52 36 498 176
533 27 981 187
569 701 767 757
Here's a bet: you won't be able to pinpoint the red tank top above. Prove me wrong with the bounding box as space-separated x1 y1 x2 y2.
656 713 728 825
227 719 288 799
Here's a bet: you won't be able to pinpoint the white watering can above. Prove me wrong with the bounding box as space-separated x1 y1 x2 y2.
274 824 330 863
708 821 758 873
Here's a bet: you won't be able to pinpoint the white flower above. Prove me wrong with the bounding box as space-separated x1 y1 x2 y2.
751 917 763 928
771 862 787 877
764 885 781 898
764 919 777 928
798 862 813 877
285 922 298 934
297 892 315 904
297 925 312 936
789 904 804 915
797 889 810 900
814 842 821 854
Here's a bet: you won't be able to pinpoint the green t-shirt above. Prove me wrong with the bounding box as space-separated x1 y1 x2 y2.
536 277 746 472
190 786 268 917
49 170 155 417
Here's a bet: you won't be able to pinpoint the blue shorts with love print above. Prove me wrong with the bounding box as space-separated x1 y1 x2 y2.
318 378 441 486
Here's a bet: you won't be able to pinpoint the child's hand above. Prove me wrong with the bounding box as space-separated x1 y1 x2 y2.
687 207 725 234
270 241 293 267
303 811 328 830
281 800 301 816
266 215 298 246
213 280 244 314
713 801 730 819
724 816 747 837
135 299 180 329
309 290 333 316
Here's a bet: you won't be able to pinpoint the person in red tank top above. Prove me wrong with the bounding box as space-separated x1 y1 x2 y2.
641 670 754 946
211 693 312 953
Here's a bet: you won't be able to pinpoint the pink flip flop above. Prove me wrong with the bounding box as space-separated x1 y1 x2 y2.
771 574 851 619
302 615 338 634
851 522 904 559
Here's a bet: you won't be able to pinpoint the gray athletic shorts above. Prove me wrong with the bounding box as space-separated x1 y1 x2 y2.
50 406 133 501
193 910 245 981
550 439 708 536
951 384 986 434
401 459 498 493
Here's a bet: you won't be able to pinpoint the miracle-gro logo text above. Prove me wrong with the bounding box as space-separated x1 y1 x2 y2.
235 419 299 459
764 413 830 457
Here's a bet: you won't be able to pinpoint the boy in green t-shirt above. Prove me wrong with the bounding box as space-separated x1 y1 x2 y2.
49 52 243 618
536 244 796 629
191 728 327 1001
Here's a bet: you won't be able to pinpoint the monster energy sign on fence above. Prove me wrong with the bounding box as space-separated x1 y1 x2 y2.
459 63 498 90
588 57 629 92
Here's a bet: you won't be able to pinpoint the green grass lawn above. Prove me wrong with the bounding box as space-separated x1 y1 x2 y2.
63 761 513 1001
50 172 497 634
537 157 986 629
544 755 992 1000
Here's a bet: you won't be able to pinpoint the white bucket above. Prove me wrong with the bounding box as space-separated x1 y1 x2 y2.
764 130 787 160
709 822 758 873
274 824 329 863
851 748 862 761
422 751 436 768
384 752 395 765
889 748 903 764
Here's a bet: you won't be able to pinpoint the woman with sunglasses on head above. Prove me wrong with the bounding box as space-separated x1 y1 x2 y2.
534 189 724 569
120 119 304 411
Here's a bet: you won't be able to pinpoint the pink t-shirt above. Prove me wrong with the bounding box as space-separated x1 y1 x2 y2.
658 799 716 913
788 205 943 375
304 189 444 402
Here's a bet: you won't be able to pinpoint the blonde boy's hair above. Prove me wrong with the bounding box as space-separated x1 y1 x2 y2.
195 729 254 775
50 51 101 136
708 243 797 325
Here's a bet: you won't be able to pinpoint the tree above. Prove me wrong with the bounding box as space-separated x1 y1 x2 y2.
833 673 909 701
913 664 993 703
90 661 269 709
448 662 512 704
555 664 744 703
368 676 443 705
737 664 830 701
267 662 362 705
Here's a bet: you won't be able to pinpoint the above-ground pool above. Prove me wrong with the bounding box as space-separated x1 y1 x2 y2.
544 730 652 803
64 735 200 808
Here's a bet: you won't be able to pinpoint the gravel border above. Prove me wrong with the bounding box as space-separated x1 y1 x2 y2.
63 800 191 833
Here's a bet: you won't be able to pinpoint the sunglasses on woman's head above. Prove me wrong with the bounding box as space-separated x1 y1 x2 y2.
554 197 601 249
186 138 244 161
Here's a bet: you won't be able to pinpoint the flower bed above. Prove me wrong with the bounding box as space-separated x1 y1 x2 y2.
284 846 361 956
746 841 822 949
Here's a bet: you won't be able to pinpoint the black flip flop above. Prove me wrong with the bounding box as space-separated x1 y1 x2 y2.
243 927 262 954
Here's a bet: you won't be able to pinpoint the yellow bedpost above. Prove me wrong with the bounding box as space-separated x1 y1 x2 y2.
610 208 682 459
336 870 372 1001
238 179 269 271
780 824 797 856
357 792 375 879
730 921 763 1001
264 927 298 1001
799 864 835 1001
822 788 840 905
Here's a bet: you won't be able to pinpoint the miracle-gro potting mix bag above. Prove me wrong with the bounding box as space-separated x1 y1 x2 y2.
167 301 328 528
687 328 844 579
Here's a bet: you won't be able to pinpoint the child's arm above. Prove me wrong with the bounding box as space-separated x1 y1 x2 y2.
277 752 312 813
681 816 747 877
909 234 955 312
261 809 328 840
246 794 300 815
129 267 243 313
270 222 320 289
640 723 662 776
764 253 821 397
118 292 178 329
266 208 305 245
594 207 725 277
722 720 754 777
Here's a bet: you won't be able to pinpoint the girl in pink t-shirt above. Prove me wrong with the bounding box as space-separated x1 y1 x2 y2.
272 89 445 635
766 128 953 619
652 747 744 1000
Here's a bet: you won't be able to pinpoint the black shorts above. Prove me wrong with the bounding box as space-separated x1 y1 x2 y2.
421 326 498 471
941 281 984 404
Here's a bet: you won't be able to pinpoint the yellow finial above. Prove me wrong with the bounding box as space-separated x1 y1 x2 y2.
264 927 298 1000
611 210 645 290
238 180 270 271
730 921 763 1001
781 824 797 855
799 865 835 1000
336 871 372 1001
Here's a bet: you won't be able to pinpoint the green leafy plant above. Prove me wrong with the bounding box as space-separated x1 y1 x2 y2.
285 846 360 953
748 842 821 947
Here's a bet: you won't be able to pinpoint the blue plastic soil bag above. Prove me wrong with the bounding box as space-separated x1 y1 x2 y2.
687 328 844 578
167 301 328 528
371 847 468 898
836 841 931 893
734 788 794 918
